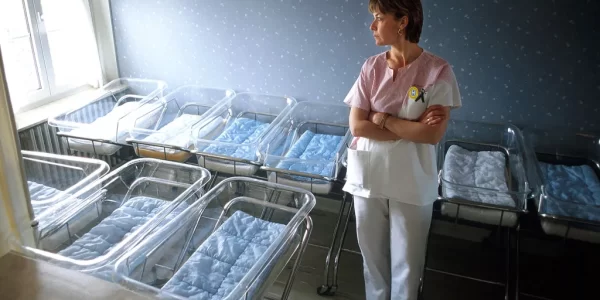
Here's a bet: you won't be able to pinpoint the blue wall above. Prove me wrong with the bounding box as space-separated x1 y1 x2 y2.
110 0 599 131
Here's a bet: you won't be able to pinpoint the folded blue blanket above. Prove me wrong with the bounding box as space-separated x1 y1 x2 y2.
201 118 269 161
275 131 343 181
540 163 600 222
58 197 187 260
162 211 286 300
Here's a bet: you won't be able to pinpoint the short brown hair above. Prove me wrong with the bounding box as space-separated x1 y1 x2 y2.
368 0 423 43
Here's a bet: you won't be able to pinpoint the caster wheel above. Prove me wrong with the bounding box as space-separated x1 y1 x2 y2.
317 285 337 296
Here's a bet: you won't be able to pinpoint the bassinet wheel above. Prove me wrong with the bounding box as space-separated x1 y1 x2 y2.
317 285 337 296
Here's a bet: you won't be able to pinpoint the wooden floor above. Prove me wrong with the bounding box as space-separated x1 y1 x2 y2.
0 252 150 300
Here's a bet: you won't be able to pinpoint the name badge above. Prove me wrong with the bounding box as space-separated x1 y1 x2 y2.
408 86 426 103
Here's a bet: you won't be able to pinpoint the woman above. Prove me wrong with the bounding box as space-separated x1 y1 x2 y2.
343 0 462 299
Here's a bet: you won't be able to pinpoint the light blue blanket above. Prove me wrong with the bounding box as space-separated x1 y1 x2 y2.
58 197 186 260
442 145 515 207
28 181 64 216
162 211 286 300
275 131 343 181
201 118 269 161
28 181 63 201
540 163 600 222
64 96 119 125
269 133 293 157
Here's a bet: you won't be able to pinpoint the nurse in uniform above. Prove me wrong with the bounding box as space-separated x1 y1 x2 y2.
343 1 462 299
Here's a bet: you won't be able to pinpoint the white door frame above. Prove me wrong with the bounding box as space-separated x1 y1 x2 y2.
0 48 36 257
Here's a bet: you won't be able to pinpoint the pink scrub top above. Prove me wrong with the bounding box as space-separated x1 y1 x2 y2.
343 49 462 205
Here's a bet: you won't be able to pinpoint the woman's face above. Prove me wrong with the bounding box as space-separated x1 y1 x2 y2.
370 10 403 46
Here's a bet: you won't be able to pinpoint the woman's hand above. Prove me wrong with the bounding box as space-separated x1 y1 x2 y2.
368 111 378 123
419 105 447 126
370 105 447 126
369 111 389 127
349 107 401 141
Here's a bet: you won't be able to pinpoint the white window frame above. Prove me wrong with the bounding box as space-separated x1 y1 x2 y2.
3 0 51 104
3 0 118 114
90 0 119 82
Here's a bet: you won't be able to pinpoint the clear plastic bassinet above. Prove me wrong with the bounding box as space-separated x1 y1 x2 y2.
23 150 110 225
523 128 600 243
22 158 211 281
127 86 236 162
259 101 351 195
438 120 532 227
48 78 167 156
191 92 297 176
114 177 315 300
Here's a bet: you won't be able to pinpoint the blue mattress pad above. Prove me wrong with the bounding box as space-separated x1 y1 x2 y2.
58 197 187 261
200 118 270 161
275 131 343 181
540 163 600 222
442 145 515 207
28 181 65 216
162 211 286 300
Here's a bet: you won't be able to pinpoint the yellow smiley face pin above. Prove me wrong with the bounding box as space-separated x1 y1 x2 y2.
408 86 420 101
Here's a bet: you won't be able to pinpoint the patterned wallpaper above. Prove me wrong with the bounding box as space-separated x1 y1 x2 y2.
110 0 599 131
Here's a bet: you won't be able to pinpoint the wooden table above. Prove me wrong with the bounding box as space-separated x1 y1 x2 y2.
0 252 151 300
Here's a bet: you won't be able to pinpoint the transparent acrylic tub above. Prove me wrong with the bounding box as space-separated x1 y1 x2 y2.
128 86 236 162
48 78 167 156
192 92 297 176
22 150 110 225
438 120 532 227
260 101 351 195
114 177 315 300
523 128 600 242
22 158 211 280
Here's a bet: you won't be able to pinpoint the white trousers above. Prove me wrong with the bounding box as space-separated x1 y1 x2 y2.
354 196 433 300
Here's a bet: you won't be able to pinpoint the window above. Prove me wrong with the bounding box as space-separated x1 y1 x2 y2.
0 0 102 113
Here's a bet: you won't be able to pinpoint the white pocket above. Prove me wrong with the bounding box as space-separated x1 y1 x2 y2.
345 146 371 187
403 99 428 121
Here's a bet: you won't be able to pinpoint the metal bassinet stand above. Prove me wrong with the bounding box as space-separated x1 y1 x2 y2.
263 168 356 297
419 120 533 300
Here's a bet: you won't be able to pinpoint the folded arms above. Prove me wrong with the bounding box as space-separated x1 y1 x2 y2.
349 105 450 145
